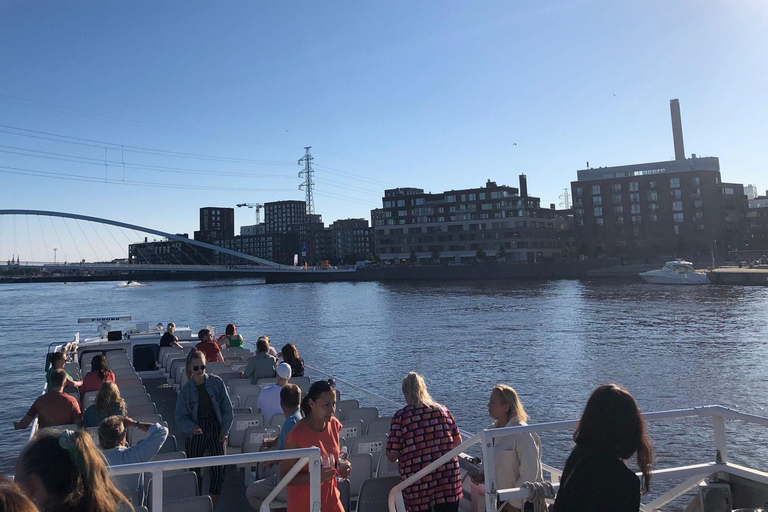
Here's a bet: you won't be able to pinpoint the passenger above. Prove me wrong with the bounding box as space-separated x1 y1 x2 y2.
175 349 233 508
0 475 38 512
257 362 293 424
99 415 169 498
552 383 653 512
160 322 184 350
195 328 224 363
386 372 463 512
471 385 543 512
280 379 349 512
260 335 279 357
82 382 127 428
14 429 130 512
217 323 244 348
243 336 277 384
14 369 81 429
246 383 303 510
281 343 305 378
45 351 81 390
81 355 115 395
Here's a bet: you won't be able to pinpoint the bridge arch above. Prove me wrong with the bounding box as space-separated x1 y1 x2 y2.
0 209 282 268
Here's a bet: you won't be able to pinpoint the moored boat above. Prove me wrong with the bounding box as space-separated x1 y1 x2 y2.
639 259 710 285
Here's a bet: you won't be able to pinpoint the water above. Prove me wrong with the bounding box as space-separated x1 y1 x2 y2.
3 278 768 490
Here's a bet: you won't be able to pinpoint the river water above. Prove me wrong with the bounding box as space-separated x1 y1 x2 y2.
2 278 768 500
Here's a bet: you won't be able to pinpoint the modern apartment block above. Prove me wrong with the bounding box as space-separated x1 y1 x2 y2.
264 200 307 234
328 218 372 263
571 100 748 260
128 234 205 265
194 207 235 243
372 176 571 263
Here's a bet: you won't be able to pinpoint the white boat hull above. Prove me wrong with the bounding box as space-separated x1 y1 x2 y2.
640 271 710 285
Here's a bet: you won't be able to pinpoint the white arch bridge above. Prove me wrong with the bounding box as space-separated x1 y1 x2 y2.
0 209 328 275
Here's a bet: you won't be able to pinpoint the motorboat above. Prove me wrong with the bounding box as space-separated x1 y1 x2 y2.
639 259 710 285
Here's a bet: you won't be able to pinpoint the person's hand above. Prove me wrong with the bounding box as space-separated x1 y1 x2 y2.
320 466 336 482
337 460 351 479
262 438 276 450
13 421 23 430
122 417 138 429
192 426 203 435
219 434 228 443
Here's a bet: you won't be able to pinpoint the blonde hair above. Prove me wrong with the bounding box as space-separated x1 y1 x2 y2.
16 429 131 512
185 349 206 379
95 382 126 416
402 372 434 407
166 322 175 333
493 384 528 423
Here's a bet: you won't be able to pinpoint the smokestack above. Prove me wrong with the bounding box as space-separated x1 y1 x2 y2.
519 174 528 198
670 99 685 161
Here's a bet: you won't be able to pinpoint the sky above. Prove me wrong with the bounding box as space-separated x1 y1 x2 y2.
1 1 767 261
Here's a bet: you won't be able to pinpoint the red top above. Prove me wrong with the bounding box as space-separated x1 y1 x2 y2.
81 370 115 395
285 417 343 512
195 339 222 363
28 391 82 428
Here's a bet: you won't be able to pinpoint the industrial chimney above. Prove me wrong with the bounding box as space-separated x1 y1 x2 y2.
670 99 686 161
519 174 528 198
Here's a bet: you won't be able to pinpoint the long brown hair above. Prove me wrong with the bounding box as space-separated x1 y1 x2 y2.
94 382 126 416
0 475 37 512
16 429 131 512
281 343 299 363
90 354 112 381
574 384 653 494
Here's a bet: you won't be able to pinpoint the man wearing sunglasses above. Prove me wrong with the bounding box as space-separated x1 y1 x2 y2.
195 328 224 363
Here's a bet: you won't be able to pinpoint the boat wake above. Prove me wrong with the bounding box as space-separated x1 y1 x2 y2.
117 281 146 288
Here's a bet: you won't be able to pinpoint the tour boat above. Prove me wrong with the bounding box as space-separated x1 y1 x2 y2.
21 316 768 512
639 259 710 285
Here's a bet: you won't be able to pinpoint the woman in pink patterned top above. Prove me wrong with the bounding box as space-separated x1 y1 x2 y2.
386 372 463 512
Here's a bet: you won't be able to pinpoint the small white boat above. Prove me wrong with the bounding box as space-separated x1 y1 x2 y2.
640 259 710 285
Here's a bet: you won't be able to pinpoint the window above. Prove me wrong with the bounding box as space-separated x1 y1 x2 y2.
648 203 658 212
575 208 584 217
591 185 601 195
595 218 604 227
460 195 466 202
632 216 642 225
631 204 641 214
615 216 624 225
630 193 640 203
672 201 683 212
398 210 407 216
649 180 656 189
649 213 658 222
629 182 639 192
397 199 405 207
468 193 476 201
612 193 622 204
614 205 623 214
481 203 492 210
612 184 622 192
671 189 682 199
693 177 700 186
723 187 734 195
593 196 603 205
674 225 680 235
479 192 486 200
673 213 684 223
574 187 582 196
647 191 657 201
415 198 425 205
694 200 703 209
670 178 680 188
593 207 603 216
445 195 456 202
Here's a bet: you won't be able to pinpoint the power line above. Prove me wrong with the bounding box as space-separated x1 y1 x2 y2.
0 124 295 165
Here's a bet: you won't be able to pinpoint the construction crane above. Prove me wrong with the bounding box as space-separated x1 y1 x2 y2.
236 203 264 224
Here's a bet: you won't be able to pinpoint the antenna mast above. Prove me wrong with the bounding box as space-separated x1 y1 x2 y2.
559 188 571 209
298 147 315 215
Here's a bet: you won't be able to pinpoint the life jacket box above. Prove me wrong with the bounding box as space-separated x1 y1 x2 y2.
174 328 192 341
107 330 123 341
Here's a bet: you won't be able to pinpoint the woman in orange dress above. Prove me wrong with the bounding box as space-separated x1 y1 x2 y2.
280 379 350 512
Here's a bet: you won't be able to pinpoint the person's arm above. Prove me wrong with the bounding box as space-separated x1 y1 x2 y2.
66 377 82 388
513 434 542 487
385 413 401 462
14 415 34 430
123 418 169 462
174 385 199 435
215 347 225 363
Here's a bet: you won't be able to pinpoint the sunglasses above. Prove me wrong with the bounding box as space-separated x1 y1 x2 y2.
193 365 206 371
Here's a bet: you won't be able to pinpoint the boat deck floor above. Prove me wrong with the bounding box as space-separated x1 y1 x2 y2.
142 375 252 511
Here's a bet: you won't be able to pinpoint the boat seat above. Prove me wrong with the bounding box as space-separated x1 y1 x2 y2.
340 419 365 440
128 402 157 417
257 377 277 386
269 414 286 427
162 495 213 512
290 376 311 391
375 455 399 478
356 476 401 512
347 453 373 501
234 385 262 407
348 434 388 468
346 407 379 431
228 413 265 453
82 390 99 409
243 394 262 412
145 472 198 509
124 394 152 408
233 407 252 414
204 362 227 374
217 371 244 386
366 417 392 436
119 385 149 397
63 362 82 379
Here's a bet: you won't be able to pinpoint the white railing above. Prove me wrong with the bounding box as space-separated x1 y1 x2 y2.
389 405 768 512
109 446 322 512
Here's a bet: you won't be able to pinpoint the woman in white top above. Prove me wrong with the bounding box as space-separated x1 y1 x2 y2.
476 385 543 512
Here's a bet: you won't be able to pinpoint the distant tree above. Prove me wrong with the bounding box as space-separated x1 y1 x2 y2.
409 249 418 264
475 246 486 262
498 244 506 262
561 245 570 259
366 252 375 262
431 250 441 263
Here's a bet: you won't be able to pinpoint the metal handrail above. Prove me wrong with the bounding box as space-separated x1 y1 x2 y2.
109 446 322 512
388 405 768 512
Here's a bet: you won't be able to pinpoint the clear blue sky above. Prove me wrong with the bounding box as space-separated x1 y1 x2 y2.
1 1 766 259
